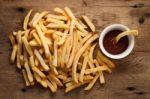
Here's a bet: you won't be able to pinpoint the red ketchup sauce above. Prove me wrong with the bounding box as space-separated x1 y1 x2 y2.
103 30 129 55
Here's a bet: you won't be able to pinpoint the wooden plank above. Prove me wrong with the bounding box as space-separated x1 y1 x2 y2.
0 0 150 99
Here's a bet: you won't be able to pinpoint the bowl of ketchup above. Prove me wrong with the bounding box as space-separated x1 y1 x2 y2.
99 24 135 59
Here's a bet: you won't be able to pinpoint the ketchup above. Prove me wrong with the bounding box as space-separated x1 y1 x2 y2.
103 30 129 55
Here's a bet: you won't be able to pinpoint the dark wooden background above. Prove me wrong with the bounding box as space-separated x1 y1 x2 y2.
0 0 150 99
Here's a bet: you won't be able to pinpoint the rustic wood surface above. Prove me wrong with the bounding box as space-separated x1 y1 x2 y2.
0 0 150 99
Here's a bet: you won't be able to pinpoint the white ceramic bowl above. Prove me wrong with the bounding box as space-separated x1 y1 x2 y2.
99 24 135 59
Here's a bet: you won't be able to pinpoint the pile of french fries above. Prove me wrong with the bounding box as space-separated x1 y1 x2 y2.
9 7 115 93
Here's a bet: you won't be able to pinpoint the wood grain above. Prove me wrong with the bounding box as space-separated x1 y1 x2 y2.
0 0 150 99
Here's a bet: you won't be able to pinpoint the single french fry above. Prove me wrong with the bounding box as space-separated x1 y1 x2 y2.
82 16 95 32
116 30 138 43
35 25 50 58
46 23 68 29
99 72 105 84
22 36 33 56
8 35 16 46
89 43 96 62
79 56 88 82
29 56 35 67
10 45 17 63
23 10 32 30
44 29 55 35
46 17 64 24
84 72 100 90
64 7 76 20
24 62 34 83
40 79 48 88
22 69 30 86
46 14 67 21
53 7 67 17
83 75 94 81
34 49 49 71
85 66 108 74
46 79 57 93
65 81 89 93
72 34 98 83
29 13 40 27
32 66 46 78
33 11 48 27
16 31 23 69
53 39 58 67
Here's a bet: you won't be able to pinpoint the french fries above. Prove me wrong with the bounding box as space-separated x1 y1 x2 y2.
35 25 50 58
22 36 33 56
32 66 46 78
32 11 48 27
34 49 49 71
84 72 100 90
46 14 67 21
72 34 98 83
116 30 138 43
10 45 17 63
89 44 96 62
84 66 108 74
82 16 95 32
22 69 30 86
79 56 88 82
24 62 34 83
23 9 32 30
53 39 58 67
97 51 115 68
9 7 115 93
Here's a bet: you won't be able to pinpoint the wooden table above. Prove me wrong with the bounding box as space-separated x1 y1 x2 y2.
0 0 150 99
